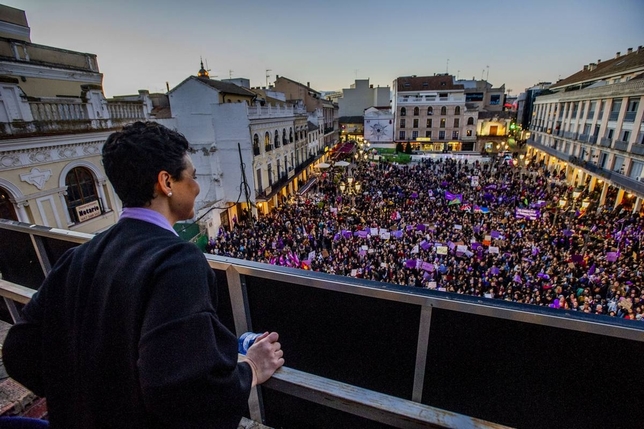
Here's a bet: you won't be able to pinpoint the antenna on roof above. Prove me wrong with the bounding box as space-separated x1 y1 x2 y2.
229 69 233 79
266 69 272 87
446 58 449 74
486 65 490 82
457 70 460 80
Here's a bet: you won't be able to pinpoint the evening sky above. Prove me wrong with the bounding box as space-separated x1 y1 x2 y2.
6 0 644 97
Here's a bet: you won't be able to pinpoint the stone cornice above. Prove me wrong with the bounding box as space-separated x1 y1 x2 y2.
535 79 644 104
0 131 112 152
0 138 105 171
0 60 102 83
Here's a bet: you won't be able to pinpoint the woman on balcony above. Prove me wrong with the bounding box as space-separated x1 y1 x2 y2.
3 122 284 429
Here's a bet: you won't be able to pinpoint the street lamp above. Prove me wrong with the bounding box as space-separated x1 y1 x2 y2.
339 176 362 195
553 197 567 225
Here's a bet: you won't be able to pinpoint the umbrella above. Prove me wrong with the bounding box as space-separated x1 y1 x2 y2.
315 162 331 169
335 160 350 167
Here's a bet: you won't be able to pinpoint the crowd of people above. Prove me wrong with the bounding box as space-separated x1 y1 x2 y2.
208 156 644 321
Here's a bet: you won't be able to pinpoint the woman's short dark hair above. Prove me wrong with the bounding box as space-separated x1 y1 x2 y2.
103 121 190 207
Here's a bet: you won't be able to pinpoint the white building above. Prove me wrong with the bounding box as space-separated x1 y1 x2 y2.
363 107 394 145
168 72 322 238
528 46 644 213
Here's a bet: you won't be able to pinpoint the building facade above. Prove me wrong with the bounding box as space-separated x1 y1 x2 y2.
168 72 324 238
0 5 157 233
272 76 338 149
527 46 644 213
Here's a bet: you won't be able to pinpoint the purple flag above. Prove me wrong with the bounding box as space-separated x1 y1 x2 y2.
588 263 596 275
342 230 352 239
606 252 619 262
513 274 523 283
405 259 417 269
420 240 431 250
417 224 426 231
393 230 404 239
490 266 500 275
491 231 501 239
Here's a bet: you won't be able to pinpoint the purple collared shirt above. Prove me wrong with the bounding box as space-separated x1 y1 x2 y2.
120 207 178 236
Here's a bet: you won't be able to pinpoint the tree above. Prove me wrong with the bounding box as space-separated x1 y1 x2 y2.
396 142 403 153
405 143 412 154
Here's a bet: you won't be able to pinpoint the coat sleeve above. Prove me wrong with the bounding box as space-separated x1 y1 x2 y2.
137 245 253 428
2 282 49 396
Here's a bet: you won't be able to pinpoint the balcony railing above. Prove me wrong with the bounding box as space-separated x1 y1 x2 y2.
29 100 87 121
600 137 613 147
613 140 629 152
588 135 598 144
0 219 641 429
578 133 589 143
106 102 145 120
631 144 644 156
608 112 619 121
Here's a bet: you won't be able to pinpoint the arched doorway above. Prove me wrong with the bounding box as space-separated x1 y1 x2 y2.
0 187 18 221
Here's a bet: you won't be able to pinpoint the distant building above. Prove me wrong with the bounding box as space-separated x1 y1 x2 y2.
391 74 479 152
168 70 325 237
336 79 390 144
528 46 644 213
516 82 551 130
0 5 158 233
272 76 338 148
363 107 394 145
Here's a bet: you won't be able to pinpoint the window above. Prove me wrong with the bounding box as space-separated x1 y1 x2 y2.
490 95 501 105
622 130 630 142
607 129 614 139
413 119 418 128
65 167 100 223
452 131 459 139
466 93 483 102
268 164 273 185
454 106 460 115
467 117 474 125
609 99 622 120
440 118 446 128
265 132 271 151
399 131 406 140
426 118 432 128
400 107 407 116
466 130 472 137
274 130 280 148
289 127 293 142
613 156 625 173
425 131 432 138
0 188 17 221
282 129 287 145
440 106 447 115
412 131 418 139
427 107 433 115
253 134 260 155
438 131 446 140
413 107 419 116
453 118 460 127
630 160 644 180
400 118 406 128
256 168 263 193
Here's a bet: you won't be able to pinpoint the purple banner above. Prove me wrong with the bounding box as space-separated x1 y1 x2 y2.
515 208 540 220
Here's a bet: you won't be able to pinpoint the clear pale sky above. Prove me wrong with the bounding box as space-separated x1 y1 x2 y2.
6 0 644 97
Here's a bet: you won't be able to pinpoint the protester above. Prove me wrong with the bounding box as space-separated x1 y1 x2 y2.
3 122 284 428
209 156 643 321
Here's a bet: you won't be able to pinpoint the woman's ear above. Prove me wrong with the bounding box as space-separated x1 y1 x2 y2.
157 171 172 196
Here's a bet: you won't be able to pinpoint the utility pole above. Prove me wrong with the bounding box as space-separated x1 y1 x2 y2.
229 69 233 79
265 69 272 88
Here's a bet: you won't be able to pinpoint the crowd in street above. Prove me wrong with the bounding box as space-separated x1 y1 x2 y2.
208 157 644 321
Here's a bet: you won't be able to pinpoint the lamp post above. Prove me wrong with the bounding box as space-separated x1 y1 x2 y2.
553 197 567 225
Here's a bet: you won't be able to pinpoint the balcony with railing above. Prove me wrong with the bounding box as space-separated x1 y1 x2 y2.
613 140 629 152
588 135 598 144
0 219 641 429
0 92 149 138
631 144 644 156
600 137 613 147
608 112 619 121
577 133 589 143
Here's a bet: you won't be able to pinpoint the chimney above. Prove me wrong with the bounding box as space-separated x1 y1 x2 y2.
627 47 633 54
597 59 601 64
615 51 621 58
583 65 588 71
588 63 597 71
276 74 279 79
307 82 310 87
